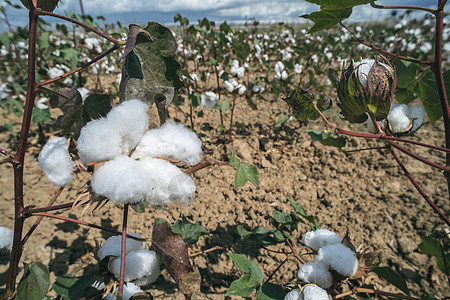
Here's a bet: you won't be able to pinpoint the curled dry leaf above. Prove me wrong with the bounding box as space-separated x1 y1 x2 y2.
350 248 384 280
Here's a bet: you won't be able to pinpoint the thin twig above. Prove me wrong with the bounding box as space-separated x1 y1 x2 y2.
0 158 14 165
22 201 75 215
117 204 129 298
0 147 12 158
370 1 436 14
388 146 449 226
183 161 229 174
340 22 433 66
265 256 291 283
190 246 224 257
280 231 306 264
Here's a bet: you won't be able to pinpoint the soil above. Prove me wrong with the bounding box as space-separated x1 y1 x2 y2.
0 86 449 299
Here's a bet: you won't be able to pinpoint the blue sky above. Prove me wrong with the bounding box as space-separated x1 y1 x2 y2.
0 0 440 31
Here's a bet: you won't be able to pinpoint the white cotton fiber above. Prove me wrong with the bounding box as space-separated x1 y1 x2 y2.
38 137 74 187
140 157 196 206
109 250 160 283
298 261 333 289
97 233 145 261
302 285 329 300
0 227 13 249
302 229 343 251
407 105 425 133
105 99 149 155
77 117 122 164
284 289 303 300
354 59 375 88
91 156 153 204
387 104 410 133
94 281 143 300
316 243 359 277
77 99 149 164
132 121 202 165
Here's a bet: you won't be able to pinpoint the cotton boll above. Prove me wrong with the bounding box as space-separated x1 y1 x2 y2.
387 104 410 133
302 285 329 300
302 229 343 251
201 91 219 109
354 59 375 88
407 105 425 133
238 85 247 95
224 80 234 92
91 156 154 204
77 118 121 164
281 70 288 80
109 250 160 283
132 121 202 165
274 61 285 73
140 157 196 206
316 244 359 277
94 282 143 300
298 261 333 289
0 227 13 249
284 289 303 300
236 67 245 78
97 233 145 261
38 137 74 187
106 99 149 155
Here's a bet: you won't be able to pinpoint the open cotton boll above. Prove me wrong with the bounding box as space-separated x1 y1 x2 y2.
94 281 143 300
316 243 359 277
97 233 145 261
387 104 410 133
0 227 13 249
302 285 329 300
91 156 153 204
77 118 121 164
38 137 74 187
354 59 375 88
302 229 343 251
284 289 303 300
407 105 425 133
109 250 160 283
132 121 202 165
298 261 333 289
105 99 149 155
140 157 196 206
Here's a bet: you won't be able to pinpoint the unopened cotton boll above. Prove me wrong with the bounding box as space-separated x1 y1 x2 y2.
97 233 145 261
109 250 160 283
316 243 359 277
387 104 410 133
284 289 303 300
38 137 74 187
0 227 13 249
302 229 343 251
91 156 154 204
132 121 202 165
140 157 196 206
302 285 329 300
298 261 333 289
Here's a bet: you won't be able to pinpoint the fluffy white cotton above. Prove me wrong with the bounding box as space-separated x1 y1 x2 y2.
109 250 160 283
302 229 343 251
77 87 90 101
0 227 13 249
94 282 143 300
224 80 235 92
316 244 359 277
274 61 285 73
91 156 154 204
407 105 425 133
387 104 410 133
284 289 303 300
38 137 74 187
97 233 145 261
140 157 196 206
298 261 333 289
77 99 149 164
302 285 329 300
132 122 202 165
294 64 303 74
353 59 375 88
201 91 219 109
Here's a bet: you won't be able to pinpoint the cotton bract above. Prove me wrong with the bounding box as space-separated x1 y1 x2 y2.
316 243 359 277
298 261 333 289
38 137 74 187
0 227 13 249
302 229 343 251
97 233 145 261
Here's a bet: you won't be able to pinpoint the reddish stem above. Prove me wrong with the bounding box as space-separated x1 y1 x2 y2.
388 146 449 226
22 201 75 215
280 231 306 264
35 10 122 45
0 147 12 157
37 45 119 87
21 187 63 245
117 204 129 298
340 22 433 66
0 158 14 165
370 2 436 14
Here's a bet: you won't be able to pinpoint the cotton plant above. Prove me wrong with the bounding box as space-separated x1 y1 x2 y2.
366 103 425 134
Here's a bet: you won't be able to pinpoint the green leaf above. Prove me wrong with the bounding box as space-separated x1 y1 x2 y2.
216 124 226 132
125 49 143 79
275 113 288 127
230 151 259 188
214 98 231 112
53 274 98 299
171 216 208 244
226 274 261 297
372 267 410 295
301 8 352 33
286 195 320 230
306 0 370 9
282 88 318 122
415 72 442 123
226 253 264 297
32 107 51 123
419 235 449 273
188 93 201 108
82 94 112 121
60 48 79 69
17 262 50 300
396 60 420 92
236 225 286 246
20 0 33 10
256 283 286 300
38 31 51 51
227 253 264 281
306 129 346 148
